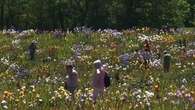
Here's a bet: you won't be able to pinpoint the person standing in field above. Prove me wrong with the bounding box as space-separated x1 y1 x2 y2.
163 51 171 72
65 60 78 96
179 48 187 66
92 60 105 103
119 53 130 67
28 40 37 60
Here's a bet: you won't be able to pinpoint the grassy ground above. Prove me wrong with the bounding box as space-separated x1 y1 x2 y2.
0 30 195 110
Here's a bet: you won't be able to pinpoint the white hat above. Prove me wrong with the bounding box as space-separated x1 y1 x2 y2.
93 59 101 64
32 40 37 44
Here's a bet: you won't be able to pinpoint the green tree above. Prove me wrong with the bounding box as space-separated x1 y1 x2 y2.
186 0 195 26
0 0 192 29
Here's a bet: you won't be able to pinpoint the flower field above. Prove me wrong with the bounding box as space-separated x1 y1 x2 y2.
0 28 195 110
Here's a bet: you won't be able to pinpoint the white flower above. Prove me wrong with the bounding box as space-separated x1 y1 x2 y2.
150 59 161 68
167 92 174 96
145 91 154 98
0 57 9 65
12 39 21 48
175 63 182 66
23 100 26 104
122 68 127 71
136 95 141 99
2 105 8 109
146 101 151 106
181 78 187 84
1 100 7 105
122 83 127 86
1 100 8 109
38 99 43 102
45 77 51 83
163 97 168 101
132 89 142 96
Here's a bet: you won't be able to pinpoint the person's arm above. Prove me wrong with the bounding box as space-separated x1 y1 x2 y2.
73 69 79 81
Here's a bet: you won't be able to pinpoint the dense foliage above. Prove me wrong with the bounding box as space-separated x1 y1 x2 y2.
0 0 194 29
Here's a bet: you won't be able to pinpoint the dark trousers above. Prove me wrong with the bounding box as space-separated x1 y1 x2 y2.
29 51 35 60
163 64 170 72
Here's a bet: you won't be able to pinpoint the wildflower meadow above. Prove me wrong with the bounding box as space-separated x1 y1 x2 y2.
0 28 195 110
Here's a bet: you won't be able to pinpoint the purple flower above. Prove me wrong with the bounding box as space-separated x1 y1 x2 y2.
53 30 64 38
176 90 182 97
186 50 195 58
119 53 130 66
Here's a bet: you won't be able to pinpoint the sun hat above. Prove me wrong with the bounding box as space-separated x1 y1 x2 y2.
93 59 101 64
32 40 38 44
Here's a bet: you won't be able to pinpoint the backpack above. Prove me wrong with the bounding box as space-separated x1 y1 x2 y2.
104 72 111 88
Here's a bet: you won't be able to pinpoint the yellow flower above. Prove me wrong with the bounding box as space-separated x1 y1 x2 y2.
19 91 25 98
116 90 120 95
76 89 82 97
154 84 160 92
15 98 19 103
3 91 9 97
57 94 62 99
3 91 13 100
88 89 93 95
58 86 65 91
21 86 26 91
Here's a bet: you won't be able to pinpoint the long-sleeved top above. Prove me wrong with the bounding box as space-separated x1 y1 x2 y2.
92 68 105 89
67 69 78 87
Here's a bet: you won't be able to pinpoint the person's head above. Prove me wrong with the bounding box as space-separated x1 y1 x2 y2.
32 40 37 45
144 39 148 43
164 50 168 54
93 60 102 69
66 65 73 73
65 59 75 73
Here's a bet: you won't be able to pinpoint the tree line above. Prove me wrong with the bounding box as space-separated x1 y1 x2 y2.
0 0 194 30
